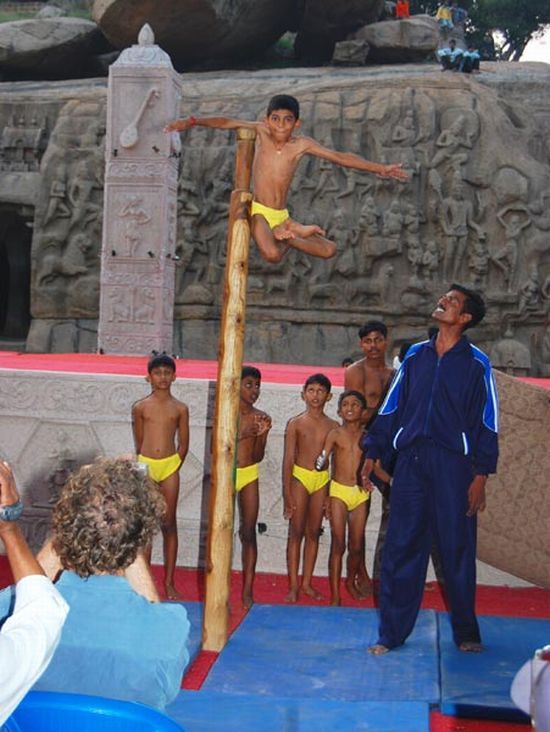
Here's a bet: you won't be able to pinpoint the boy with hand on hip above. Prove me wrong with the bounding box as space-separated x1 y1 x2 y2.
282 373 338 603
317 390 390 606
164 94 409 264
132 354 189 600
236 366 272 609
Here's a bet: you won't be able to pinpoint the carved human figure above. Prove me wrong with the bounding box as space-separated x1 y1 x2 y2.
382 199 403 252
492 207 530 292
518 266 542 314
406 238 423 279
69 159 102 229
468 233 489 289
37 234 90 286
44 163 71 225
336 168 373 205
177 159 200 219
392 110 416 147
421 240 440 281
441 177 482 280
311 159 340 201
119 195 151 257
542 323 550 364
430 115 473 170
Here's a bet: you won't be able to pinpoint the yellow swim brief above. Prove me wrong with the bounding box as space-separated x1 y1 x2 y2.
292 464 330 496
138 453 182 483
329 479 370 512
235 463 259 492
251 200 290 229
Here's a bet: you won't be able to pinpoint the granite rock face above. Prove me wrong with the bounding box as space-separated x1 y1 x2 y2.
351 15 439 63
0 18 106 79
93 0 296 69
1 63 549 376
294 0 385 62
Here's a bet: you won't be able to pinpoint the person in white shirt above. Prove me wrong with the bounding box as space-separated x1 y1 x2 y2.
0 460 69 726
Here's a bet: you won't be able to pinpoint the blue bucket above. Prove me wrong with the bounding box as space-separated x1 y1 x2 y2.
4 691 184 732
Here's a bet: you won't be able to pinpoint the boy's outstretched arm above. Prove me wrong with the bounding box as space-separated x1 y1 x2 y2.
304 138 410 182
164 116 260 133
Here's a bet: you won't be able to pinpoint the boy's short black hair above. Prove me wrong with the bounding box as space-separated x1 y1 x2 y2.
242 365 261 380
450 283 486 330
358 320 387 339
304 373 332 392
267 94 300 120
338 389 367 410
147 353 176 373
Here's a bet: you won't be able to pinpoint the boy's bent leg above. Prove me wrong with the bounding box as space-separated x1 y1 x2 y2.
287 232 337 260
301 484 328 600
251 215 290 263
286 478 308 603
159 471 181 600
238 480 259 609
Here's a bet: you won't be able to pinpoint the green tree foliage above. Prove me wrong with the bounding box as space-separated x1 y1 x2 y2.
410 0 549 60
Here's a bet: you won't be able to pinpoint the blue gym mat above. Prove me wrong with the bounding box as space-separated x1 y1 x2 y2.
202 605 440 703
167 690 430 732
439 613 550 721
178 602 203 665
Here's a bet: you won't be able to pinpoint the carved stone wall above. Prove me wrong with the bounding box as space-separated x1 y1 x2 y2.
0 63 549 372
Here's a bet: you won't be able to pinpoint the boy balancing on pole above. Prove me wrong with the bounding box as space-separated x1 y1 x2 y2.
164 94 409 264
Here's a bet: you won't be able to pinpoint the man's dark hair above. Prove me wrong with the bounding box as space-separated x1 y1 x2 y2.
147 353 176 373
358 320 387 339
338 389 367 410
304 373 332 392
242 365 261 380
450 283 486 330
267 94 300 120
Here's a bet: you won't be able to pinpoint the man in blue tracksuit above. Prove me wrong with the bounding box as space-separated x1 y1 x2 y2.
361 284 499 654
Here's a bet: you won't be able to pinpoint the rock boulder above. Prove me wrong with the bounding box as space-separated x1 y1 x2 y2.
0 18 107 79
351 15 439 63
93 0 296 69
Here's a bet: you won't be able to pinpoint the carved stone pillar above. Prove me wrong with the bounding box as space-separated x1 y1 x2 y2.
98 24 181 355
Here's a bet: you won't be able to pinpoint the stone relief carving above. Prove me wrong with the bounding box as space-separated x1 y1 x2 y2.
0 112 47 172
18 79 549 372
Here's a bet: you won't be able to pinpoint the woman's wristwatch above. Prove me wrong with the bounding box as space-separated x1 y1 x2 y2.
0 500 23 522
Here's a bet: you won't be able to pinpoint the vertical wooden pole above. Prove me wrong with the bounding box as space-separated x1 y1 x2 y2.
202 128 256 652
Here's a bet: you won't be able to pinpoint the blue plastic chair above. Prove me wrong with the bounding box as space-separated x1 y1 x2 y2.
3 691 184 732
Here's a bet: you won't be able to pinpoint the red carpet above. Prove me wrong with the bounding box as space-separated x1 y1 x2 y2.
1 351 550 391
0 558 543 730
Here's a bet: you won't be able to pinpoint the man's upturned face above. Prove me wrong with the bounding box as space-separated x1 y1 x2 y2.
360 330 387 360
432 289 472 329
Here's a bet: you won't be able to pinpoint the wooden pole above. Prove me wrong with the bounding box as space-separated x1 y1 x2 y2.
202 127 256 652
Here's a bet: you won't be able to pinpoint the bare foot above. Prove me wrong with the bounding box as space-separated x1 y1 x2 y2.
165 582 182 601
287 221 325 239
301 584 324 601
330 597 341 607
272 221 294 241
345 579 363 601
355 578 373 598
242 591 254 610
459 641 483 653
285 588 299 603
368 644 390 655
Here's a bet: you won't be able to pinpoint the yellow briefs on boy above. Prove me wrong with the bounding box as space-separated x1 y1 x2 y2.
251 200 290 229
292 465 330 495
329 479 370 512
138 453 182 483
235 463 259 492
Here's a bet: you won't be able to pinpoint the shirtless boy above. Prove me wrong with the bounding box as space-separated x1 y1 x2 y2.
164 94 409 264
344 320 395 595
317 390 390 606
132 354 189 600
283 373 339 603
236 365 272 609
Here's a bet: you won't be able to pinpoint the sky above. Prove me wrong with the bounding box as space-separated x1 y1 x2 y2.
520 25 550 62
